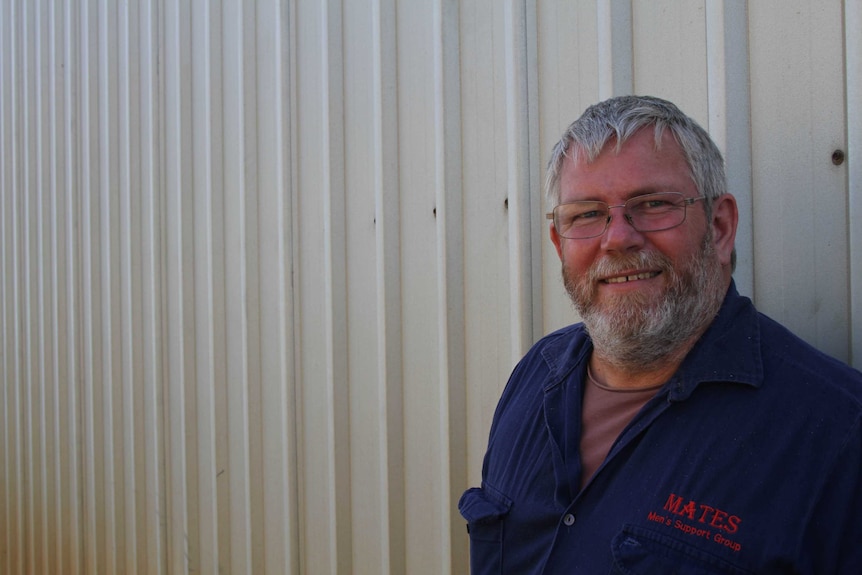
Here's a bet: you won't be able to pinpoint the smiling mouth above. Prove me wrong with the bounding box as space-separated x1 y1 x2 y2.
603 271 661 284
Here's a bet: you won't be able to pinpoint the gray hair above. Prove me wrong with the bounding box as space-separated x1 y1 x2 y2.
544 96 727 218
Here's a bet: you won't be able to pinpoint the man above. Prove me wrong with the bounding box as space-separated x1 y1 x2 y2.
459 95 862 574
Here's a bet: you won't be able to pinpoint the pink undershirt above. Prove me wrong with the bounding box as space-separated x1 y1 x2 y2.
579 368 664 489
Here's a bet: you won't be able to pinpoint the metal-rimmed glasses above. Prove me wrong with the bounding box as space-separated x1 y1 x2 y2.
546 192 706 239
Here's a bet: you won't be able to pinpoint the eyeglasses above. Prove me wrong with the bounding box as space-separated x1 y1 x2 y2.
546 192 706 239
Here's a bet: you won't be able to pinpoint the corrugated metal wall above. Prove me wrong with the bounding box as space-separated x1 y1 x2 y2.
0 1 859 573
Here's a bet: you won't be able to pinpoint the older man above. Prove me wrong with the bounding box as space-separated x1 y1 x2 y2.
459 96 862 574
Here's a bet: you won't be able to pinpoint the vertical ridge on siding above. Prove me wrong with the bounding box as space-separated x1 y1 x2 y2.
705 0 753 296
294 0 329 569
209 1 232 569
245 1 267 571
0 5 5 569
10 1 24 572
20 1 36 572
255 0 300 572
33 3 55 570
285 1 302 572
504 0 533 359
63 1 83 571
98 0 120 570
46 2 64 571
371 0 405 572
117 0 141 571
597 0 633 98
47 3 66 569
432 0 466 572
0 0 8 569
3 0 25 571
190 1 220 573
222 1 254 572
77 2 104 573
164 0 192 572
140 0 165 571
241 3 266 571
33 2 51 573
78 0 101 571
321 0 353 572
847 0 862 370
525 0 544 347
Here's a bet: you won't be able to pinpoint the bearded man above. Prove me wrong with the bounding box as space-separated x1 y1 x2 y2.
459 96 862 574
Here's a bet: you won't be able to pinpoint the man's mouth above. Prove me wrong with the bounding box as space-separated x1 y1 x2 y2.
602 271 661 284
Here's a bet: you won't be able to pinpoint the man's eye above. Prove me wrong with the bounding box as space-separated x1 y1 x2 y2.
573 210 603 221
637 198 676 212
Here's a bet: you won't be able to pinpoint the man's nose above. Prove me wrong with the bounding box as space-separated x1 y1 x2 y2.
600 207 645 252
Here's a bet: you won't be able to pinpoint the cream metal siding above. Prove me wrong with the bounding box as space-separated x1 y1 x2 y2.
0 1 858 573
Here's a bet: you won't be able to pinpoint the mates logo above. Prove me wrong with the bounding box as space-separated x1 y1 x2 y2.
662 492 741 534
647 492 744 552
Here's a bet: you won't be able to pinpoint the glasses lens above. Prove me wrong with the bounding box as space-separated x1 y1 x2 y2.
626 193 687 232
552 193 696 239
554 202 609 239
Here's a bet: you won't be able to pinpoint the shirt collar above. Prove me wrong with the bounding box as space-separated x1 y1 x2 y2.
666 281 763 400
540 280 764 397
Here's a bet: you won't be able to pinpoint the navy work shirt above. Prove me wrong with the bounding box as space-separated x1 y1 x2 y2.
459 283 862 574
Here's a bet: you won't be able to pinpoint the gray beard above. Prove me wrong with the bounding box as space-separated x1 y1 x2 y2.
563 234 726 372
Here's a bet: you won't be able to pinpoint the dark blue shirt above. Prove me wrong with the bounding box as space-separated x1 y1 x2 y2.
459 283 862 574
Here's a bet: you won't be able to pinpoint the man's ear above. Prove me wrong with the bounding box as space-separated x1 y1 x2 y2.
550 222 564 260
710 193 738 268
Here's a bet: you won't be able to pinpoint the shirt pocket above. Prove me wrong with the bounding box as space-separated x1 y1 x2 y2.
609 524 754 575
458 484 513 574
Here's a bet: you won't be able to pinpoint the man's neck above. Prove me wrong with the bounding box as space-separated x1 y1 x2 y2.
588 337 696 390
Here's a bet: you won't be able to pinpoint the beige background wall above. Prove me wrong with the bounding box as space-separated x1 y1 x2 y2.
1 0 859 573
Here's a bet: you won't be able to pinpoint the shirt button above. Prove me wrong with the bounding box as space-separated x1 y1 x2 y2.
563 513 576 526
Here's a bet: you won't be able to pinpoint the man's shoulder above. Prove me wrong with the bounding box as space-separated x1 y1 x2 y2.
496 323 590 401
756 310 862 407
527 322 590 374
534 321 588 349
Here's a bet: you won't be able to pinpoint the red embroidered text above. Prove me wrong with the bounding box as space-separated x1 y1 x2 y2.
663 492 741 534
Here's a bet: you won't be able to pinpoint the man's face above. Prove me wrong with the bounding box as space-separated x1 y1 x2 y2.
550 128 730 368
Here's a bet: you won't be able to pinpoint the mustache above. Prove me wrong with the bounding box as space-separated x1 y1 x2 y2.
587 251 673 282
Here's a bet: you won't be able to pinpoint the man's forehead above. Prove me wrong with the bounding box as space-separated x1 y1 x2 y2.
577 127 680 162
565 129 686 172
559 129 694 199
